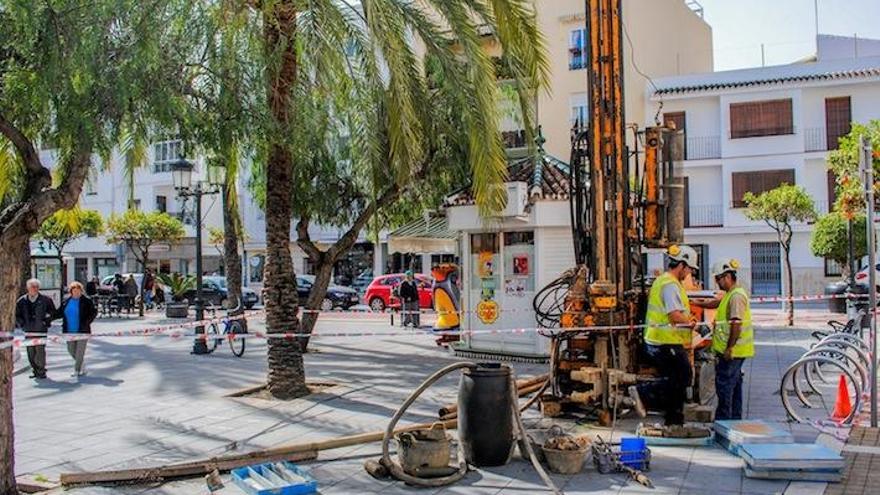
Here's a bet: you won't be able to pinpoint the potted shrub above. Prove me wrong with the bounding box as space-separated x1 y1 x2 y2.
159 273 195 318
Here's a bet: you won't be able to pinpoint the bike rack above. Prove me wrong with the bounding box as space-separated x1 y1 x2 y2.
780 318 870 425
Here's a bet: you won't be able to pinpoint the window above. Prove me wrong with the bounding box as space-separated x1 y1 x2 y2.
156 195 167 213
730 99 793 139
825 258 843 277
731 169 795 208
683 177 690 228
569 29 585 70
825 96 851 151
570 93 588 135
663 111 687 161
152 139 184 173
84 168 98 196
132 199 141 210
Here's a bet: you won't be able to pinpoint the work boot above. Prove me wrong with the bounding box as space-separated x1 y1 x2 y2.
628 386 647 418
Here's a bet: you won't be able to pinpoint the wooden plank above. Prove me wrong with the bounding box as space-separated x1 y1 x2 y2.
60 449 318 485
61 418 459 486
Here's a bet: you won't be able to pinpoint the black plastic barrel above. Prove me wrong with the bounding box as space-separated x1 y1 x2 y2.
458 363 514 467
826 281 848 314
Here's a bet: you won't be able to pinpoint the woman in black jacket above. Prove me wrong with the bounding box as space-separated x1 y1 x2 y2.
56 281 98 377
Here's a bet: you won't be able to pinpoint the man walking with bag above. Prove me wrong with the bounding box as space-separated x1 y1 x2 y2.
15 279 56 379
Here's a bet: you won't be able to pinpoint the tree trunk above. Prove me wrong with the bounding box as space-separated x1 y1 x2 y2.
0 234 26 495
299 259 334 351
783 246 794 326
222 185 242 312
17 247 29 295
263 2 307 400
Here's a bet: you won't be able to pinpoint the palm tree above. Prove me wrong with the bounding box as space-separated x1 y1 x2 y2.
252 0 548 399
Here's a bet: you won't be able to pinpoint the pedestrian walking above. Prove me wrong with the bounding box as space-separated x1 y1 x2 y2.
630 244 698 425
14 279 56 379
85 276 100 297
57 281 97 377
124 274 138 312
143 269 155 309
699 259 754 420
399 270 420 328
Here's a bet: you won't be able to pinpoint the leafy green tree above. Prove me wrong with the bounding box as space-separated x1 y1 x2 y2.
827 120 880 218
247 0 548 399
744 184 817 326
35 208 103 285
106 211 186 315
0 1 198 489
810 213 868 279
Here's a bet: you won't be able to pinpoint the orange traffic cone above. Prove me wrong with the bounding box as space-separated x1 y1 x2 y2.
831 375 853 421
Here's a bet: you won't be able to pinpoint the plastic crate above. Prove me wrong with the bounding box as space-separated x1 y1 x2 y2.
231 461 318 495
619 437 648 469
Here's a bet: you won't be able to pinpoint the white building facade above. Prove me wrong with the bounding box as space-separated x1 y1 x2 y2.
646 49 880 296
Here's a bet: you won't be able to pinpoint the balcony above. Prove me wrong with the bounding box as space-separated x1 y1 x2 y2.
684 136 721 160
686 204 723 228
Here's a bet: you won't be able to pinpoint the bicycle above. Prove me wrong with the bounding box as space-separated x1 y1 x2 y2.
204 303 247 357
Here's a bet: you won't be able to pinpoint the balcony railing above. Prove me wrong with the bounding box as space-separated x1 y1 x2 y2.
686 204 723 228
805 127 828 152
684 136 721 160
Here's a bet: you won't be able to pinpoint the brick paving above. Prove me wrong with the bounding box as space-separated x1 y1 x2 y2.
824 427 880 495
10 312 845 494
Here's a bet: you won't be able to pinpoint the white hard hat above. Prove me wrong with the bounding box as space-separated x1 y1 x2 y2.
667 244 698 269
711 259 741 278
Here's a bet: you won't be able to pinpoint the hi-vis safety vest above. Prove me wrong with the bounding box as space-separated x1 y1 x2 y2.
712 286 754 358
644 272 691 346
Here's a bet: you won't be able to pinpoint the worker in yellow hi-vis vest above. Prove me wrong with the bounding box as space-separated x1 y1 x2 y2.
697 259 754 420
628 245 698 426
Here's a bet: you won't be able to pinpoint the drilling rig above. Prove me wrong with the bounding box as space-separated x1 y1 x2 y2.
534 0 687 422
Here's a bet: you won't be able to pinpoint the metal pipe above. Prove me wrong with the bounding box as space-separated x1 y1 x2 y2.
859 135 877 427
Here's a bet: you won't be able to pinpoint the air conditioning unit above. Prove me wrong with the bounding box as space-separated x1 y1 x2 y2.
501 181 528 217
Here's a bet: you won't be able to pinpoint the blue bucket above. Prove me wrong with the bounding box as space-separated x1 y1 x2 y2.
620 437 648 469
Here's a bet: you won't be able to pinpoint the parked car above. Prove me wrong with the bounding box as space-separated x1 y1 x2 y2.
364 273 433 312
855 263 880 290
179 276 260 309
296 275 360 311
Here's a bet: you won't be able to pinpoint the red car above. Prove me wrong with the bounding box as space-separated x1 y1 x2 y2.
365 273 433 311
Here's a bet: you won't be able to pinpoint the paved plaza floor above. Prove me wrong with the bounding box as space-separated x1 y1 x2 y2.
11 312 845 494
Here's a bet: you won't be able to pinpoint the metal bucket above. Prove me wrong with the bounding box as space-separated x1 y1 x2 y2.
396 423 451 475
542 446 589 474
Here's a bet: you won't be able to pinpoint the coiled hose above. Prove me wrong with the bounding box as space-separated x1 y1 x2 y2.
379 362 562 493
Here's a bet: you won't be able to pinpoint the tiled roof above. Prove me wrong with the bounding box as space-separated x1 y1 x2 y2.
652 56 880 97
444 152 570 207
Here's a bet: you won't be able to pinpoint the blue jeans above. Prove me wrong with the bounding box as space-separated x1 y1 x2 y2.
715 356 745 420
637 344 692 425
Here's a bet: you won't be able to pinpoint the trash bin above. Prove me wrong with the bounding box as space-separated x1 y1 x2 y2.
825 280 848 313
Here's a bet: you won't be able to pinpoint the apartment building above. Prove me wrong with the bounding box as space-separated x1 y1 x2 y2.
498 0 713 160
645 37 880 296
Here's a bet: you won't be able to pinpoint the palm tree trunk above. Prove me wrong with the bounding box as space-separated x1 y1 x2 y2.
222 185 242 312
0 233 26 495
263 1 307 400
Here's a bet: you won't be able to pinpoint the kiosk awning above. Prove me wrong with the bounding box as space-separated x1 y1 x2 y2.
387 215 457 254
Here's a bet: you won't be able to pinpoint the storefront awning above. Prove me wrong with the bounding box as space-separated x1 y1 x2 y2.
387 215 457 254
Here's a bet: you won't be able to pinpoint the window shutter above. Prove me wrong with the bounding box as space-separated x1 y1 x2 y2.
825 97 852 151
730 99 793 138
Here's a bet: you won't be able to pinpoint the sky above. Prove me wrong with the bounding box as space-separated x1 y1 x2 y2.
698 0 880 71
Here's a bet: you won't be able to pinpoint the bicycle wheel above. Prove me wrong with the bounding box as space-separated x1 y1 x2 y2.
227 320 246 357
205 322 220 353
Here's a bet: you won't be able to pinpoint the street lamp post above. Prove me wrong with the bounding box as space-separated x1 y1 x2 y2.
171 158 225 355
